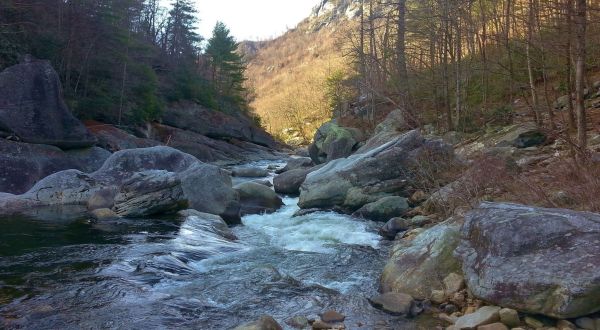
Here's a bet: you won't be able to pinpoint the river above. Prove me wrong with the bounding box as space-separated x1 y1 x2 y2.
0 162 429 330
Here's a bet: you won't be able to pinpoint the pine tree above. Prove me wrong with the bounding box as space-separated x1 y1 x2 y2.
164 0 201 61
205 21 247 110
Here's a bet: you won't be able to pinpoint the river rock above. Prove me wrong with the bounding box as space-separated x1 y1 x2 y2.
299 130 455 211
320 310 345 323
378 218 410 240
84 120 160 152
163 101 278 148
0 58 96 148
308 120 363 164
456 202 600 319
380 218 462 300
112 170 186 217
369 292 415 316
454 306 501 329
233 315 283 330
352 196 409 221
232 167 269 178
498 308 519 328
476 323 509 330
234 181 283 216
274 168 311 195
0 147 240 221
0 139 110 194
443 273 465 296
279 157 314 173
177 209 237 241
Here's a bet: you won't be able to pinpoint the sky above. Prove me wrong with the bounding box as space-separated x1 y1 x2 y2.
193 0 321 41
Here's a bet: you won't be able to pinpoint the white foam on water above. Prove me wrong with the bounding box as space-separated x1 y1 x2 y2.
241 197 380 253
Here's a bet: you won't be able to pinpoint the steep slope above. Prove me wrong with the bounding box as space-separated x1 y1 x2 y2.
245 0 360 145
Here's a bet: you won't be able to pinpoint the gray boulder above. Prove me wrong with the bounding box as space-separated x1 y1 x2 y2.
177 209 237 241
457 202 600 319
369 292 415 316
299 130 455 211
277 157 314 173
308 121 363 164
112 171 186 217
380 218 462 300
356 109 408 153
0 147 240 221
0 139 110 194
378 218 410 240
0 59 96 148
352 196 410 222
234 182 283 216
274 168 312 195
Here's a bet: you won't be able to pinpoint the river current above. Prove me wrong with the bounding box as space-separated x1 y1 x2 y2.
0 162 427 329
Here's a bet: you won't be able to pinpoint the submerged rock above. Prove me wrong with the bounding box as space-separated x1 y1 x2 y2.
300 130 454 212
380 218 462 300
457 202 600 319
0 59 96 149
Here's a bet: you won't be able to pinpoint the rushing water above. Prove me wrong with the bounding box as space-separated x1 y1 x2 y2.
0 162 428 330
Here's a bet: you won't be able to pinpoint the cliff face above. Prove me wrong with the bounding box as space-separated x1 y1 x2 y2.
243 0 360 144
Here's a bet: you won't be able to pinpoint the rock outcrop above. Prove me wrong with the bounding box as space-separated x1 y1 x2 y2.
162 102 278 148
0 139 110 194
0 59 96 149
457 202 600 319
150 123 284 165
85 120 161 152
0 147 240 221
308 121 363 164
299 130 455 211
380 219 462 300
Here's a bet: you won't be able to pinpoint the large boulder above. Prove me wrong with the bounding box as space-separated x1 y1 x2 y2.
85 120 161 152
380 219 462 300
0 147 240 221
352 196 410 222
273 164 325 195
356 109 408 153
308 121 363 164
299 130 455 211
150 123 284 165
234 181 283 216
457 202 600 319
162 101 278 148
0 58 96 149
0 139 111 194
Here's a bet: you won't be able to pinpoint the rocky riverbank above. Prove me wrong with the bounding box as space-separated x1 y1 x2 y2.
1 57 600 330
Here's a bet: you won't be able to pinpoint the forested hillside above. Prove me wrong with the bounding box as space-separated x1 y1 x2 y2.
0 0 251 126
248 0 600 152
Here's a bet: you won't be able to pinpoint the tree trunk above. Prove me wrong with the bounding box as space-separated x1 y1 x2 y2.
574 0 587 150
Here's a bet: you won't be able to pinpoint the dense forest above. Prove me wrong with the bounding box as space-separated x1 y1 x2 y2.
0 0 250 126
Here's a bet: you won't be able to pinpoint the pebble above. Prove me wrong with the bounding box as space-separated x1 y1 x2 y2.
286 316 309 329
575 317 596 330
556 319 576 330
431 290 446 304
320 310 345 323
312 319 345 329
444 304 458 314
443 273 466 295
498 308 520 328
438 313 457 324
477 322 509 330
524 316 544 329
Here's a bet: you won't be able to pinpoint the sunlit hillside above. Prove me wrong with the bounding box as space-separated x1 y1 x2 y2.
245 0 359 145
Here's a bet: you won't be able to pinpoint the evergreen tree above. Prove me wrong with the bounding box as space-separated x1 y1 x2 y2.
205 22 247 110
164 0 201 61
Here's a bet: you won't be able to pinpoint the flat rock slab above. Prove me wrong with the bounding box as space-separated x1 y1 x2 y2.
454 306 500 329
